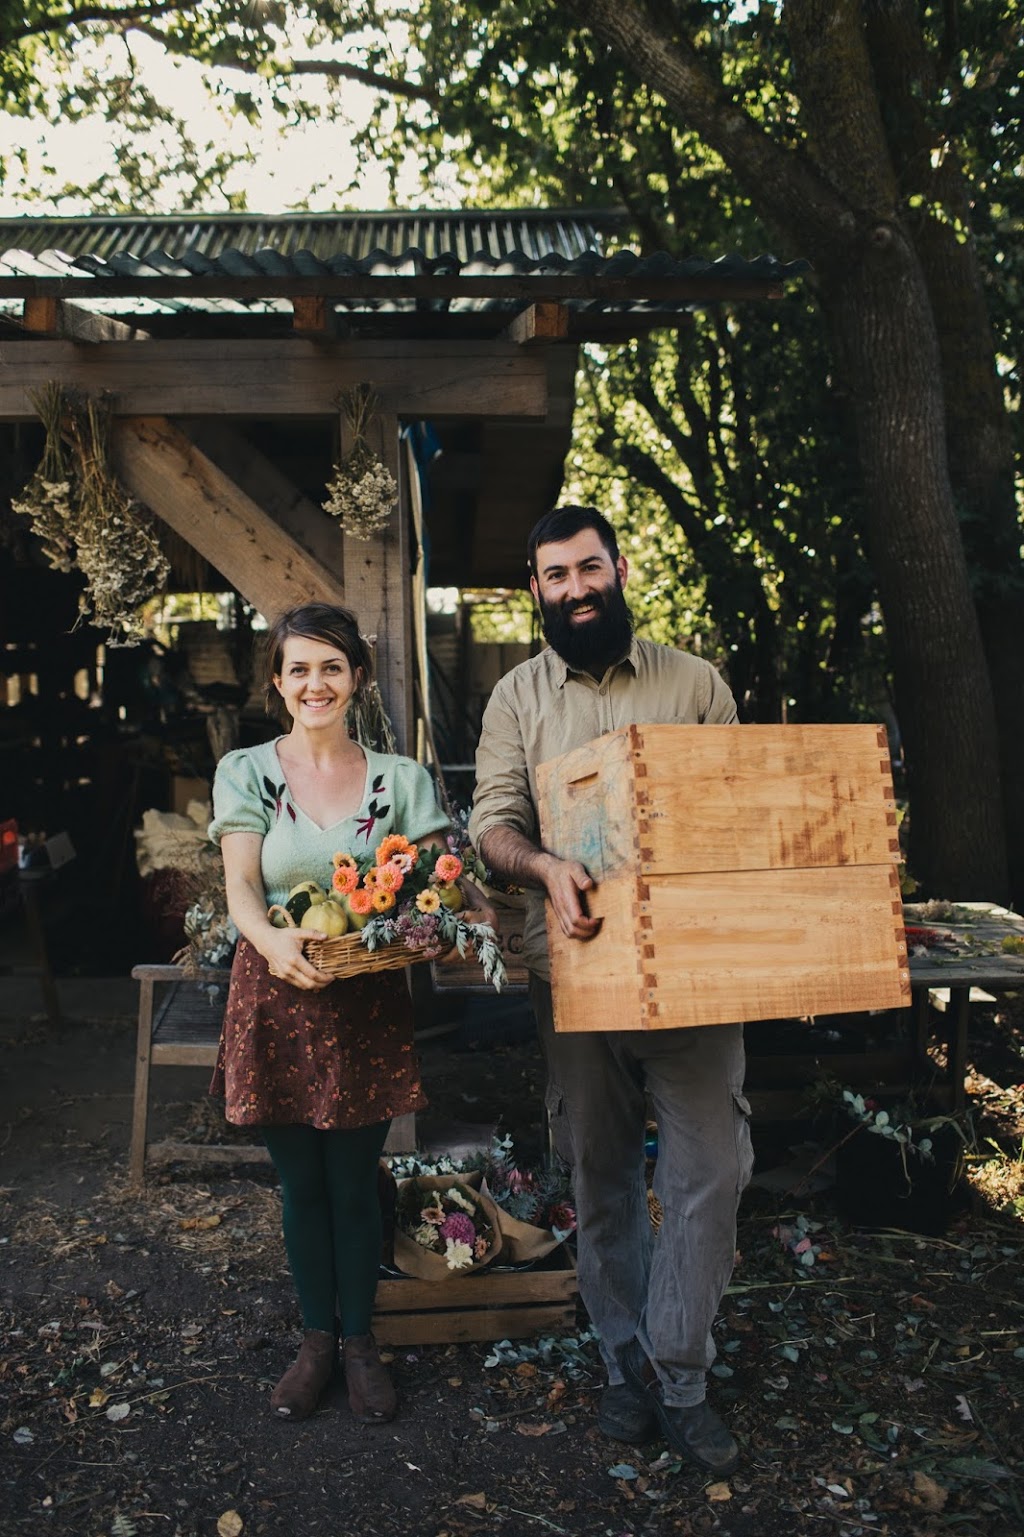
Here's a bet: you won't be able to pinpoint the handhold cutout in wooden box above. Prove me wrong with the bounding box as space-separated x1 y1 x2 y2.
536 723 910 1032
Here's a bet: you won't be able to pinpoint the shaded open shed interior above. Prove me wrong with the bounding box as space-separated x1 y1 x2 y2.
0 208 802 970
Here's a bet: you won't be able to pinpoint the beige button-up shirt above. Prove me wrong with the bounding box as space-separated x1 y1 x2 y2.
469 636 738 979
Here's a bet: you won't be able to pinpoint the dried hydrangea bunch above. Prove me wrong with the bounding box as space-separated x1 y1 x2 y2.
13 383 169 645
322 383 398 540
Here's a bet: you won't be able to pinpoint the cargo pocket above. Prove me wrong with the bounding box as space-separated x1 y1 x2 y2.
544 1081 575 1166
732 1090 754 1195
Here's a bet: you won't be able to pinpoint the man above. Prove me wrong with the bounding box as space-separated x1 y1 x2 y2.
469 505 752 1475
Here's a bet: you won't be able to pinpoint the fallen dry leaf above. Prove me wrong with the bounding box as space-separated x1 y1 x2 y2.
455 1493 487 1510
178 1214 221 1232
216 1511 244 1537
706 1482 732 1502
912 1471 949 1512
88 1388 108 1408
516 1422 552 1437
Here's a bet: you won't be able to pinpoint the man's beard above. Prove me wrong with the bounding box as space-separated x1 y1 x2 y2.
539 578 634 672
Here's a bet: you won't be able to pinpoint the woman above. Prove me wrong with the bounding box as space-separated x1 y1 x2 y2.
209 603 449 1425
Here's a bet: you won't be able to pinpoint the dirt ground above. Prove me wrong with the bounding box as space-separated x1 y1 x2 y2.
1 979 1023 1537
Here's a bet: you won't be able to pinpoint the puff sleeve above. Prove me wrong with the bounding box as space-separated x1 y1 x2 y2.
208 750 273 844
391 757 448 844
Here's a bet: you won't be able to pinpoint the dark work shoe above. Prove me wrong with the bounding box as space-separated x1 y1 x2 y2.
597 1381 658 1443
619 1337 739 1475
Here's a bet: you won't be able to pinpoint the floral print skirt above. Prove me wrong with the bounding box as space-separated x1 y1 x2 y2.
210 938 428 1130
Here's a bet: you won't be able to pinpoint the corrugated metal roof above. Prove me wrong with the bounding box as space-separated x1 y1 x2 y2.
0 211 808 337
0 209 624 264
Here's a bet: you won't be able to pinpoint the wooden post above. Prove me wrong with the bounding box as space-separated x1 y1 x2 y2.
129 974 156 1185
340 410 414 755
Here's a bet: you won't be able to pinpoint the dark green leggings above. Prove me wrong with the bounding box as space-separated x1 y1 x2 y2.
262 1121 390 1337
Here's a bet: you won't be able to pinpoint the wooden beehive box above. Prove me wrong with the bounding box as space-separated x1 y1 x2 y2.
536 723 910 1032
371 1246 577 1345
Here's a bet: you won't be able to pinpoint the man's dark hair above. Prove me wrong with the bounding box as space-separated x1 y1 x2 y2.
527 505 620 575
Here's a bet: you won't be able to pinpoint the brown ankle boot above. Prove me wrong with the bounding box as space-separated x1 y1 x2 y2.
342 1333 397 1422
269 1329 336 1421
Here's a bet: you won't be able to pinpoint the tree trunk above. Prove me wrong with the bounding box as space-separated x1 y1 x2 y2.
819 225 1008 897
863 0 1024 897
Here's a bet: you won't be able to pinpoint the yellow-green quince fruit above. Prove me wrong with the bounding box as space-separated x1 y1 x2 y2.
300 900 348 936
437 883 464 913
288 881 326 904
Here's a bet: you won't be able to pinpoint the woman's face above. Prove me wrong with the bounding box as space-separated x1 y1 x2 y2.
273 634 360 730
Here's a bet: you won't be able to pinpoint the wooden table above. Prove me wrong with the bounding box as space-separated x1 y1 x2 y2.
904 902 1024 1109
742 902 1024 1117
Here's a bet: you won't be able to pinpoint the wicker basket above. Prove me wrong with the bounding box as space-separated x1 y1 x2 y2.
305 931 431 979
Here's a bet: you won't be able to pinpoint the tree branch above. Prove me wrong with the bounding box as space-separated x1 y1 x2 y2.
0 1 197 46
563 0 854 255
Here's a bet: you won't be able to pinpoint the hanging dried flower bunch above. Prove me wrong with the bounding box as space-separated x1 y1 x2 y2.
322 382 398 540
11 383 170 645
9 381 76 572
348 677 398 755
64 392 170 643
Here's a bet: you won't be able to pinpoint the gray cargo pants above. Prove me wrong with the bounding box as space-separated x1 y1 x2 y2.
530 976 753 1408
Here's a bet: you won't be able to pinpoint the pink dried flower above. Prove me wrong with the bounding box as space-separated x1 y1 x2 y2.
438 1212 476 1246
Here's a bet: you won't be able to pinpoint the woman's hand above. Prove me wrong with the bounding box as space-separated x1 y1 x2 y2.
259 925 334 990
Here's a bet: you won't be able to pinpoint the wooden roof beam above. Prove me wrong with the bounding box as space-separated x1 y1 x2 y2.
505 303 569 345
0 339 548 420
111 416 345 620
0 274 785 302
21 296 145 343
291 296 348 340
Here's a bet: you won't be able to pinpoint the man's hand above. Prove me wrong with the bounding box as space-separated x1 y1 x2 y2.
541 855 602 942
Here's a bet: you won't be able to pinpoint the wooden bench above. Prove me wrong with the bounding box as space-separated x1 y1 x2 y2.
129 964 416 1185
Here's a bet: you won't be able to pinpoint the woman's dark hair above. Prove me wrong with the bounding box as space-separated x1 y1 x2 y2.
262 604 373 727
527 505 620 575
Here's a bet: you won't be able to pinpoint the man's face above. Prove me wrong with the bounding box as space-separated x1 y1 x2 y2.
530 529 633 671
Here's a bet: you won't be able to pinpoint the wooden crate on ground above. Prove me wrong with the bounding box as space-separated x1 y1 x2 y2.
371 1246 577 1345
431 887 529 992
536 722 910 1033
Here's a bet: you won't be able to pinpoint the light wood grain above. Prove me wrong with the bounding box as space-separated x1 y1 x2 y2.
539 723 908 1032
111 415 344 619
549 864 909 1032
637 722 898 872
545 873 649 1032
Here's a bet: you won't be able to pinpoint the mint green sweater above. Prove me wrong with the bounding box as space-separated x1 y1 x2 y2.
209 738 447 908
